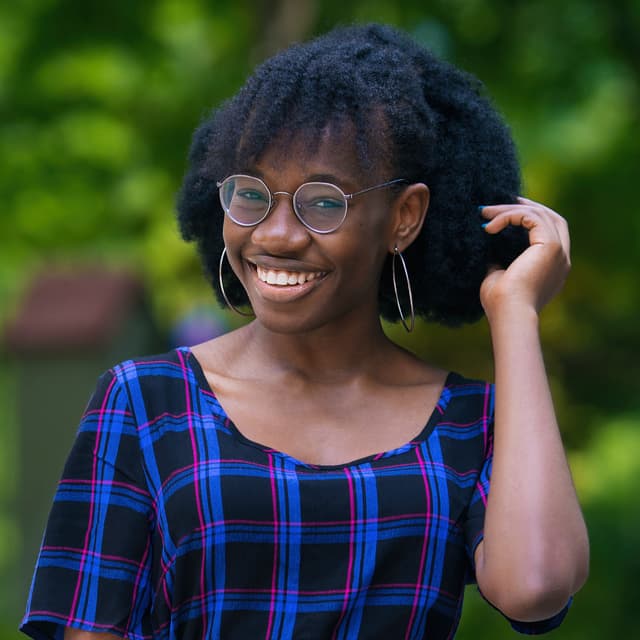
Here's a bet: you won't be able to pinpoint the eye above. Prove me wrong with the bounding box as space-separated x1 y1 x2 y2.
237 189 269 202
307 197 344 209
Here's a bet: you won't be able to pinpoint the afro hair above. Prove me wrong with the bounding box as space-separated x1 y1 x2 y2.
176 23 528 326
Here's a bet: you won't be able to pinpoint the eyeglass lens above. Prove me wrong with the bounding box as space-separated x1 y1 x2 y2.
219 175 348 233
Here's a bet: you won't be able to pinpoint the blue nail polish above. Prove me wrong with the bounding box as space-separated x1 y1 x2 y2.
481 222 489 229
477 205 486 213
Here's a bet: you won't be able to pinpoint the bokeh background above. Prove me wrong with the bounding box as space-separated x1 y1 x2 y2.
1 0 638 638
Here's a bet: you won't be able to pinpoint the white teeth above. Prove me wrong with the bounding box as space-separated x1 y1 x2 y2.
256 265 324 286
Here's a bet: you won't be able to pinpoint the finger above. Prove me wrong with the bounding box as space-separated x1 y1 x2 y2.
480 202 546 227
482 208 555 241
517 197 567 230
483 200 566 244
517 197 571 258
516 196 547 208
552 213 571 261
480 199 568 249
482 197 557 222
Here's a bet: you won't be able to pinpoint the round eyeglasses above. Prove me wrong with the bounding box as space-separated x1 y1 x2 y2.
217 174 408 234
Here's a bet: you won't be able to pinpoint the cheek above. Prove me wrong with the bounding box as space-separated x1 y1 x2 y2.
222 218 235 246
222 218 249 253
350 215 393 266
337 236 390 287
354 201 395 243
221 222 250 278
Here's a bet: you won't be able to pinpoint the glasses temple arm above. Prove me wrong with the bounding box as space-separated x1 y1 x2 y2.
345 179 410 200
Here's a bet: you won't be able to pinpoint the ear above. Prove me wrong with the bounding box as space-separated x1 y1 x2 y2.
389 183 430 252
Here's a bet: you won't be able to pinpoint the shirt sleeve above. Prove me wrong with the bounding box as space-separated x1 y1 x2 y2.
462 384 572 635
20 369 155 640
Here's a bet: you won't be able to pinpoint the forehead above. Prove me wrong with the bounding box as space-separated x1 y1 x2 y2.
249 123 387 185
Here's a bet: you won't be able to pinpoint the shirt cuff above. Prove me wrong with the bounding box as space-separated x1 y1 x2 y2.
508 597 572 635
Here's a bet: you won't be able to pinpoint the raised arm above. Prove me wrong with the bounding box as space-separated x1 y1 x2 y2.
474 197 589 622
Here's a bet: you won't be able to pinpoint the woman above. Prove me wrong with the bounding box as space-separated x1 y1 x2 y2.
22 23 588 640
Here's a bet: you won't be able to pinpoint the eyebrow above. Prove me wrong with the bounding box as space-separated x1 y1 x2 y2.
305 173 359 189
242 170 358 192
304 173 339 182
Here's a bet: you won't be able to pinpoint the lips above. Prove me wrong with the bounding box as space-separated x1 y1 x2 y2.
256 265 326 286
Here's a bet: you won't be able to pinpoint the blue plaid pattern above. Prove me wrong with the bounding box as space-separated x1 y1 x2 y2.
21 347 569 639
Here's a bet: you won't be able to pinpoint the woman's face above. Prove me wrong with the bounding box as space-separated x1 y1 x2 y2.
222 133 400 335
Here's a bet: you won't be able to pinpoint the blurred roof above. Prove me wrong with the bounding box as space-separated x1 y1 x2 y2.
4 267 144 353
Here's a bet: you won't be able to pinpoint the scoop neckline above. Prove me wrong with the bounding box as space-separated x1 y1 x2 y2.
181 346 455 470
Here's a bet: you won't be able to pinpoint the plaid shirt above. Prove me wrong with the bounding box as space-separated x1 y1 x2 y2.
22 347 569 639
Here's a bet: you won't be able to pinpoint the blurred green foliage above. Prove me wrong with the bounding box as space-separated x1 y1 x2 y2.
1 0 638 637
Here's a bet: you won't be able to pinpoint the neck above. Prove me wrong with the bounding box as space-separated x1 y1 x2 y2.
242 311 397 384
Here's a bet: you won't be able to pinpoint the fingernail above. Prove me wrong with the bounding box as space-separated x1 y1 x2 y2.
477 205 486 213
481 222 489 229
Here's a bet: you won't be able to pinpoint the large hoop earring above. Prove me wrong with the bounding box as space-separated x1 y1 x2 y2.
392 245 415 333
218 247 254 317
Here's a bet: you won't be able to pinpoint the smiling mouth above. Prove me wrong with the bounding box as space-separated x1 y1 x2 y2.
255 265 327 286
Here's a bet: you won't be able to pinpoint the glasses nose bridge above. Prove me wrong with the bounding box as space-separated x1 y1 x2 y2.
266 189 299 220
253 188 311 247
256 187 302 232
270 189 295 209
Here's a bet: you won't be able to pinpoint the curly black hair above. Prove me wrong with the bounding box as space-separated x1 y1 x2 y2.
177 23 528 326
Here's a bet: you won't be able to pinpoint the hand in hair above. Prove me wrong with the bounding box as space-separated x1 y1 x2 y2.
479 197 571 320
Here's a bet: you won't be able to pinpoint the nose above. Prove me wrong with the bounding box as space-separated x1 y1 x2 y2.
250 191 311 251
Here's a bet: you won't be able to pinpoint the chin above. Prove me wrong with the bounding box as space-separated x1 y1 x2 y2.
252 311 330 336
